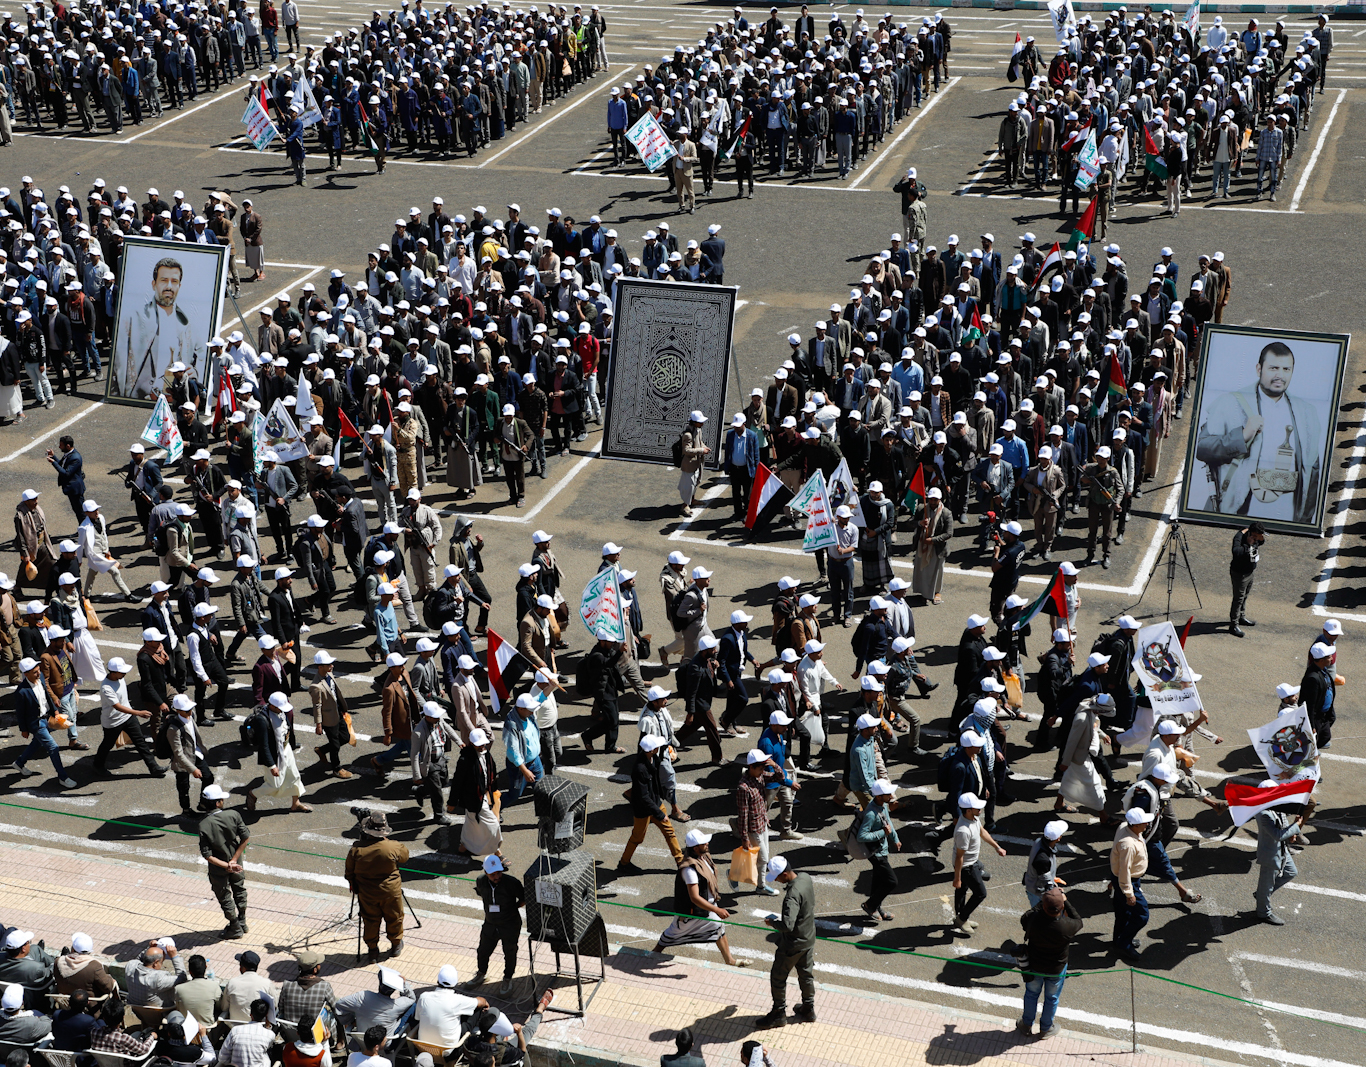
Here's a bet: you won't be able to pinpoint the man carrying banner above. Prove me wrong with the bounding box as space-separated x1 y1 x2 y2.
1253 783 1314 925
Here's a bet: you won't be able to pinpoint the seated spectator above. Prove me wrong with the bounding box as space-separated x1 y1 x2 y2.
345 1026 390 1067
125 940 188 1008
0 932 54 1005
216 998 277 1067
415 967 486 1052
156 1010 211 1064
55 932 118 998
220 951 277 1023
51 988 98 1052
0 983 51 1050
91 998 157 1057
275 951 335 1042
281 1014 333 1067
333 968 413 1048
174 955 224 1028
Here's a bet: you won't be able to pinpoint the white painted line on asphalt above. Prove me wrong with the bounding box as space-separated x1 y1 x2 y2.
123 89 241 142
0 402 101 463
558 763 703 793
1322 751 1366 766
1234 953 1366 982
478 64 634 168
450 439 603 524
1286 882 1366 904
813 960 1365 1067
958 148 999 195
1290 88 1346 212
848 77 960 191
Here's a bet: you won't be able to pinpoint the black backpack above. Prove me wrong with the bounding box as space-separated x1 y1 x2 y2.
154 717 174 761
153 521 173 557
239 707 266 750
671 432 685 468
575 654 600 698
936 745 961 794
771 597 797 655
671 587 700 629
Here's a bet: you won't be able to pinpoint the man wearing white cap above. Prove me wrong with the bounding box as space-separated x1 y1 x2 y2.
827 504 859 626
198 782 252 938
678 411 711 516
1023 445 1066 561
673 565 713 660
410 700 460 823
952 791 1005 937
723 412 759 519
1080 445 1122 568
1253 778 1314 926
619 735 684 869
657 550 691 666
1036 628 1075 750
1110 808 1154 962
1299 643 1338 749
1124 763 1205 905
988 520 1025 624
77 499 136 601
854 780 901 923
244 692 311 816
0 978 50 1044
913 487 951 604
654 828 747 967
755 855 816 1028
1023 820 1070 908
12 656 76 788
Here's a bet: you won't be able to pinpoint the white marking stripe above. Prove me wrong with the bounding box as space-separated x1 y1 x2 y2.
1233 953 1366 982
1286 882 1366 903
557 764 702 793
0 402 101 463
1290 89 1346 212
848 78 961 190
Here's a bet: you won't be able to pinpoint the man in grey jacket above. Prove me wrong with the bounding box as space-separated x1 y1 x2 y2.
1254 786 1314 925
124 941 187 1008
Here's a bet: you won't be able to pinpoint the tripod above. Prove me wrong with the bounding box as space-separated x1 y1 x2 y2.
1126 519 1202 620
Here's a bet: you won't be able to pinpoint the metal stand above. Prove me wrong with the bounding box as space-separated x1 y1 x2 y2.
527 914 606 1018
352 889 425 963
525 849 605 1017
1124 519 1202 620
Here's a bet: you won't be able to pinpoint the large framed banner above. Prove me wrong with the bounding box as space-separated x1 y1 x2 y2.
1180 325 1349 536
106 236 231 407
602 279 737 467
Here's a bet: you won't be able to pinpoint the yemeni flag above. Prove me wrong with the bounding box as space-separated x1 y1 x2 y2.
964 306 983 344
745 463 792 530
721 112 752 160
1065 196 1097 252
1013 564 1069 631
902 463 926 516
333 407 363 468
1226 778 1315 828
1059 121 1090 153
1143 124 1169 181
1007 33 1025 81
486 628 530 716
212 372 238 431
1179 615 1194 648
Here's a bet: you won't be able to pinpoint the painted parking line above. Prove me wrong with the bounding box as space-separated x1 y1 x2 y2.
1290 88 1346 212
848 77 961 191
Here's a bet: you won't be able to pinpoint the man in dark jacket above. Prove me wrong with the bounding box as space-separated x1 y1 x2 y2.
1300 643 1338 748
1035 628 1074 749
953 614 990 704
926 730 990 841
675 634 723 763
267 567 302 699
617 734 683 869
1228 522 1264 638
467 854 525 995
579 630 624 754
1017 887 1083 1037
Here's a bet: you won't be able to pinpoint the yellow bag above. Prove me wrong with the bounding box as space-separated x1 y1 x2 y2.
344 711 357 747
83 598 103 632
1003 670 1024 711
728 846 760 888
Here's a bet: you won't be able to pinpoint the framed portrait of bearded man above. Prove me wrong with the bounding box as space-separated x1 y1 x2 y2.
106 236 230 406
1180 325 1349 536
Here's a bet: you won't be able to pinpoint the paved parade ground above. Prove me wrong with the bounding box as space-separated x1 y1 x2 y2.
3 4 1366 1067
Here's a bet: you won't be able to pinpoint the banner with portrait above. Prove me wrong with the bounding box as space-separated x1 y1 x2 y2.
1179 325 1349 536
106 237 230 408
1248 704 1321 785
1130 621 1202 718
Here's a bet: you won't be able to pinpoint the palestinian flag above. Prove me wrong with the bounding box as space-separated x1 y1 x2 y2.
1013 564 1069 631
357 102 379 157
1226 778 1315 828
486 628 530 716
1007 33 1024 82
902 463 926 516
721 112 752 160
745 462 792 530
1143 124 1168 181
333 407 362 468
964 306 983 344
1105 349 1127 401
1065 196 1097 252
1031 241 1063 296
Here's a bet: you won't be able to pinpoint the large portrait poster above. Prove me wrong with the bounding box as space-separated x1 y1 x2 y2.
106 236 230 407
1180 325 1349 536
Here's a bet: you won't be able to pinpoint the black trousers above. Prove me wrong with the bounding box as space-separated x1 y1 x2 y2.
94 718 159 773
580 700 619 749
175 756 215 812
318 720 346 769
729 468 753 517
954 859 987 922
1230 569 1254 622
265 505 293 557
195 660 232 720
867 853 898 913
477 921 521 981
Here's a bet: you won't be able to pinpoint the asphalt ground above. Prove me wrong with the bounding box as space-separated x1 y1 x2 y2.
3 6 1365 1067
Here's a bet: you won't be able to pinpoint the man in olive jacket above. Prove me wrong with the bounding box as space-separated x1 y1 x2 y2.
757 856 816 1028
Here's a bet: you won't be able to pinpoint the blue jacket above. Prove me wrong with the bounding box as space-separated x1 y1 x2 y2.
758 727 794 788
606 97 628 130
855 803 899 857
285 116 305 159
849 733 878 794
723 427 759 479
